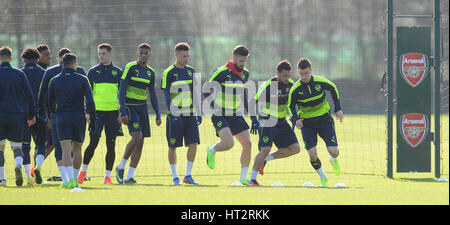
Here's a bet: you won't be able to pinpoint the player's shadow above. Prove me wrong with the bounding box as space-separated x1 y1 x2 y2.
78 187 112 190
397 178 439 183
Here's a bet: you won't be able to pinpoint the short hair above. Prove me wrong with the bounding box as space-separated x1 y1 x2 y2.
98 43 112 52
21 48 40 61
174 42 190 52
62 53 77 68
36 44 49 53
232 45 250 57
138 43 151 51
0 46 12 58
277 60 292 72
297 58 312 70
58 48 72 58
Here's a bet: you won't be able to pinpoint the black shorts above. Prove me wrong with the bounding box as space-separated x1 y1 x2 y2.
301 114 338 150
90 110 121 139
0 112 25 143
211 115 249 136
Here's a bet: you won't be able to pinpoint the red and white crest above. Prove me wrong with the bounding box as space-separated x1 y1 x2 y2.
400 113 428 148
399 53 428 87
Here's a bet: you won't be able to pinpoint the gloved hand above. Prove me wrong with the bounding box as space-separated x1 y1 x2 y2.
250 116 259 135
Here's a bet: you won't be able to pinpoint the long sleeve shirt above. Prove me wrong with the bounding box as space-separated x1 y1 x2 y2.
47 68 95 115
87 63 122 111
0 62 35 120
22 62 46 105
118 61 160 119
288 75 341 122
161 64 196 115
38 62 86 118
207 61 250 116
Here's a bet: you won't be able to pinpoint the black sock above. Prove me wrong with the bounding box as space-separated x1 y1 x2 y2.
0 151 4 167
22 144 31 165
310 158 322 170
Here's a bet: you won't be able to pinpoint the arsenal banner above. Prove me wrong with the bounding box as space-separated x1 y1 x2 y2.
396 27 432 173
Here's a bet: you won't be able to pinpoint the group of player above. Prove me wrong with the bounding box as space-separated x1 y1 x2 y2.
0 42 343 188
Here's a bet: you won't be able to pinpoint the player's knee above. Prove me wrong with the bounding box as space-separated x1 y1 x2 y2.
308 148 318 160
289 144 301 155
241 139 252 151
222 137 234 150
131 133 143 142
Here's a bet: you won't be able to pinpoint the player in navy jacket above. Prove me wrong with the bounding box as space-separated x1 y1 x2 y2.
0 46 36 187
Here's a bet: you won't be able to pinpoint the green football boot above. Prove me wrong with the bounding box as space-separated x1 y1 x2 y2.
320 177 328 187
206 145 215 170
330 158 341 175
68 179 78 188
240 178 249 185
59 182 70 188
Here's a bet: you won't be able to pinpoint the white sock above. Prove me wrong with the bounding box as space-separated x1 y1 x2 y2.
185 161 194 177
65 166 74 180
265 153 274 161
329 155 337 162
73 168 79 179
81 164 89 172
105 170 111 178
126 166 136 180
316 167 327 179
240 166 249 181
208 145 216 154
250 169 258 181
0 167 5 180
15 156 23 167
170 164 178 179
118 158 128 169
35 154 44 167
58 166 69 184
24 164 31 178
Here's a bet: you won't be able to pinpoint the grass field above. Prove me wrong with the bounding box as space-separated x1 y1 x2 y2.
0 115 448 205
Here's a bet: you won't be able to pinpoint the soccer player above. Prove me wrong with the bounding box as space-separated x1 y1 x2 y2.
78 43 123 185
206 45 257 185
20 48 47 185
0 46 36 187
37 48 86 183
288 58 343 187
36 44 55 161
48 53 95 188
162 42 201 185
247 60 301 186
116 43 161 184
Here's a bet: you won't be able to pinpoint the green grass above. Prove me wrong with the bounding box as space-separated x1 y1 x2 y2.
0 115 448 205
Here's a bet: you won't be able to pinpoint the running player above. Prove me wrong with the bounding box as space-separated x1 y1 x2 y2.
162 42 201 185
20 48 47 185
116 43 161 184
78 43 123 185
206 45 257 185
247 60 301 186
37 48 86 183
288 58 343 187
48 53 95 188
0 46 36 187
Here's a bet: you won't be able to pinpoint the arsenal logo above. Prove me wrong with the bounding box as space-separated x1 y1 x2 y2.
400 113 428 148
399 53 428 87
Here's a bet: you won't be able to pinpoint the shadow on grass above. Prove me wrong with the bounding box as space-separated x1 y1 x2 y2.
397 178 439 183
